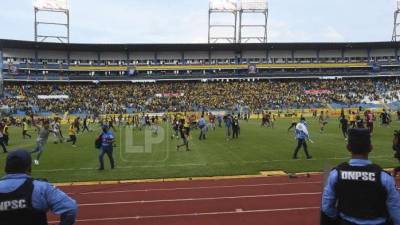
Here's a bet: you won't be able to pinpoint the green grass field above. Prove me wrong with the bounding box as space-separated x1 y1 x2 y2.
0 118 398 183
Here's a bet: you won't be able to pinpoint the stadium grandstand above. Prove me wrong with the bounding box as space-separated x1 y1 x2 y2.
1 40 400 80
1 39 400 115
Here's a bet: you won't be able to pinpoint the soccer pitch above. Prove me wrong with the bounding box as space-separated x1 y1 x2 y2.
0 119 398 183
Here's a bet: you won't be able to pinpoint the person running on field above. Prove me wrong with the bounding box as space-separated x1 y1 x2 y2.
22 118 31 139
53 118 63 144
319 111 328 133
66 122 77 148
177 119 190 151
30 120 54 166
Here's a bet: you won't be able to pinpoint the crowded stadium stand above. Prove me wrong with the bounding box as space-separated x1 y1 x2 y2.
1 39 400 115
1 39 400 80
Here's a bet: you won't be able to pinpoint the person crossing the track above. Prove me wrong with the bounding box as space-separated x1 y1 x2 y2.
321 128 400 225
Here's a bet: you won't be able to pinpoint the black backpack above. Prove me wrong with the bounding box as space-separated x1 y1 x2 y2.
95 134 102 149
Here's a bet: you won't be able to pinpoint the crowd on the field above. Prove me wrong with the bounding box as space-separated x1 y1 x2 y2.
1 78 400 114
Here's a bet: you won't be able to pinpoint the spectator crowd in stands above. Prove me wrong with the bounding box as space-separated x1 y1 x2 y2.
1 77 400 114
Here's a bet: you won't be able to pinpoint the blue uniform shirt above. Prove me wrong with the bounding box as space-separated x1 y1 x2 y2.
295 122 309 140
322 159 400 225
101 131 115 148
198 118 206 128
0 174 77 224
225 118 232 127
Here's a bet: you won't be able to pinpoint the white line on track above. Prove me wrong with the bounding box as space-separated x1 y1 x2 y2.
69 181 322 195
49 206 320 224
77 192 321 206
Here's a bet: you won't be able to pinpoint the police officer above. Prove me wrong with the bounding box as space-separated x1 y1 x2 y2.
321 129 400 225
293 117 312 160
0 150 77 225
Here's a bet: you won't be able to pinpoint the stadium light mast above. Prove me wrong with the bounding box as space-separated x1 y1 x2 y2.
393 0 400 41
34 0 70 43
0 50 3 98
238 0 269 43
208 0 238 43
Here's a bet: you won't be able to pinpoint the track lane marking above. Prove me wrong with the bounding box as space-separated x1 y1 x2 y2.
68 181 322 195
49 206 320 224
77 192 321 206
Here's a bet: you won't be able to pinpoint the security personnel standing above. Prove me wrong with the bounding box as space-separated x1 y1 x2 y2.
321 129 400 225
0 150 77 225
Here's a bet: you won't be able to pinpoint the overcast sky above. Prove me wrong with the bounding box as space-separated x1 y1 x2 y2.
0 0 398 43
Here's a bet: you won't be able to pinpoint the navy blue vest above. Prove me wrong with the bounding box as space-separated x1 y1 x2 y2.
0 178 48 225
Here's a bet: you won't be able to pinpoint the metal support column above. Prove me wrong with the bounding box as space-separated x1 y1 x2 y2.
238 0 269 43
208 0 238 44
34 3 70 43
393 1 400 41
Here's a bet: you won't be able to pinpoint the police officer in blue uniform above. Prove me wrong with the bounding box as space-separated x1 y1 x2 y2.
98 125 115 171
321 129 400 225
0 150 77 225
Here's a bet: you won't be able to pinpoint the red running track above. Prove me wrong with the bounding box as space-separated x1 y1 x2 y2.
49 175 400 225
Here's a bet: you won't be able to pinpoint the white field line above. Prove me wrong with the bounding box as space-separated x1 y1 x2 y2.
34 155 396 172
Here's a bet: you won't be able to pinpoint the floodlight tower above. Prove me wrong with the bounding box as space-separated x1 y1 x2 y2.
34 0 70 43
0 50 3 98
393 0 400 41
208 0 238 43
238 0 269 43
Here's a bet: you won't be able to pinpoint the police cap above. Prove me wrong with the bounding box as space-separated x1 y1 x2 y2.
5 150 32 174
348 129 371 154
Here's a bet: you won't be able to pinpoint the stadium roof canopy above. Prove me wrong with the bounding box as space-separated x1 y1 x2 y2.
1 39 400 51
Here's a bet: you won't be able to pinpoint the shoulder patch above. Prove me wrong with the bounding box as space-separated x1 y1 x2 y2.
34 178 49 183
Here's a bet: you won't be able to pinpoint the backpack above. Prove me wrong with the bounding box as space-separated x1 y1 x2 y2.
95 134 102 149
